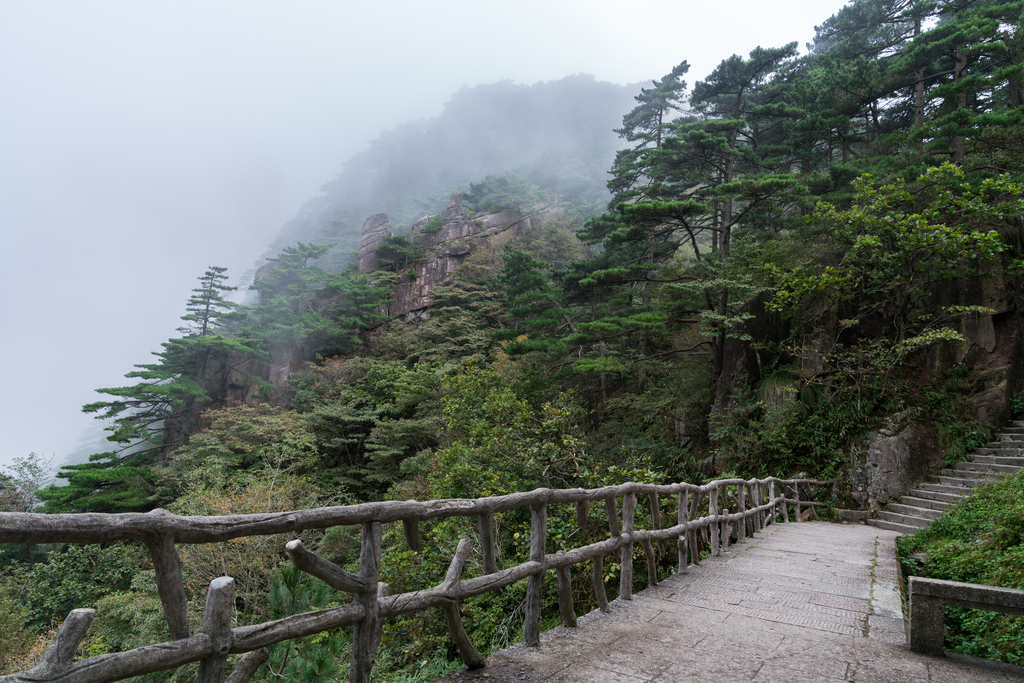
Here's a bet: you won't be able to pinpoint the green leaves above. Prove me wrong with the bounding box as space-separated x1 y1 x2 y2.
768 165 1013 342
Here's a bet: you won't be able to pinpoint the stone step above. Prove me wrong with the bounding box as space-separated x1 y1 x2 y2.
867 518 920 534
975 450 1024 460
942 467 1005 480
914 483 972 497
973 454 1024 466
998 433 1024 441
926 474 985 488
907 487 964 503
981 444 1024 452
952 461 1020 474
901 496 950 511
876 510 932 528
887 503 942 519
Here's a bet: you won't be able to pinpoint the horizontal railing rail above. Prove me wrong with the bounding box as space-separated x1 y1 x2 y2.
0 476 832 683
908 576 1024 656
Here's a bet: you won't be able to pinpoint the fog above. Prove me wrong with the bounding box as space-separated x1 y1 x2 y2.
0 0 847 471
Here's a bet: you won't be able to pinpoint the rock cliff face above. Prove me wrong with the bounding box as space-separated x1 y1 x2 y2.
359 193 544 319
707 223 1024 506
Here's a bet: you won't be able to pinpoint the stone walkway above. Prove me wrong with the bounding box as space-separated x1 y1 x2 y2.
436 522 1024 682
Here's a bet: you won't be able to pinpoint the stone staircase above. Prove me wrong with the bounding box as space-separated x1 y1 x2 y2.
867 421 1024 534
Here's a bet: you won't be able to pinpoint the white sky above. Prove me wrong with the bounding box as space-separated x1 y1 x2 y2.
0 0 849 471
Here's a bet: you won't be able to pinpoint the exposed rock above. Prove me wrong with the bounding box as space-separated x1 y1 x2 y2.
849 409 943 507
381 193 556 317
358 214 391 274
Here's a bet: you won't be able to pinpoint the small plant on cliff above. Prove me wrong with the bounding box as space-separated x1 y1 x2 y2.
422 214 444 234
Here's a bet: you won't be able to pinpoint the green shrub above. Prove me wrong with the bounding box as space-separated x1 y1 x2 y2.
899 469 1024 665
422 215 444 234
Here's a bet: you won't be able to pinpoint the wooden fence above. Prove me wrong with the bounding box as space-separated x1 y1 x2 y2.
0 477 830 683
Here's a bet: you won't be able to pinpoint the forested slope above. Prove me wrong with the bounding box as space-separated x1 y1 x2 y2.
5 0 1024 678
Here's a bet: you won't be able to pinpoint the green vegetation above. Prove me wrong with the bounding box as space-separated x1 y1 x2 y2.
899 470 1024 665
7 0 1024 678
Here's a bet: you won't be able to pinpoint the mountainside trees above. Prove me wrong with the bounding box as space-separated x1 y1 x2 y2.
10 2 1024 677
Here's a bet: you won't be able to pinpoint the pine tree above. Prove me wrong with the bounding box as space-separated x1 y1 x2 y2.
38 267 260 512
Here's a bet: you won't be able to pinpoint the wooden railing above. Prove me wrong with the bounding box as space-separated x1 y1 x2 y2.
0 477 831 683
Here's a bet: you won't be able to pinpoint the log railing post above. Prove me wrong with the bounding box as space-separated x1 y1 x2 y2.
440 538 486 669
737 485 747 542
350 521 382 683
524 503 547 646
605 497 620 537
688 489 702 566
478 512 497 575
677 490 689 572
768 480 777 524
619 492 636 600
794 483 803 522
197 577 235 683
648 492 665 557
709 486 720 556
581 500 609 612
225 649 270 683
402 519 420 551
754 481 764 531
554 552 577 627
21 608 95 681
144 533 190 641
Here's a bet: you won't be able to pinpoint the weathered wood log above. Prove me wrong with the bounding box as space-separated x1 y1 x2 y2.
402 518 420 551
285 539 371 593
555 552 577 627
197 577 235 683
605 497 620 537
225 649 269 683
478 512 497 575
647 493 665 557
437 538 485 667
524 503 547 646
0 608 213 683
688 488 702 566
619 492 636 600
640 537 658 588
231 602 364 651
144 531 190 640
441 600 486 669
350 521 382 683
576 500 588 534
721 509 730 551
12 608 95 681
231 603 365 653
737 486 747 542
2 475 837 683
0 479 830 547
709 487 719 556
592 553 610 613
677 490 688 571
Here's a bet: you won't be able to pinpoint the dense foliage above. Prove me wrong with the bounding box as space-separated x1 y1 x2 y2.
899 470 1024 664
6 0 1024 677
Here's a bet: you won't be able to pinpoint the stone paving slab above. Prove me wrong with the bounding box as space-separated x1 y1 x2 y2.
434 521 1024 683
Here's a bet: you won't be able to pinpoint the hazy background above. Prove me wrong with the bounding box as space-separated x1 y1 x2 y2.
0 0 847 472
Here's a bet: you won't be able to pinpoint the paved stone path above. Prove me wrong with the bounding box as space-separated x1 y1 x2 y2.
436 522 1024 683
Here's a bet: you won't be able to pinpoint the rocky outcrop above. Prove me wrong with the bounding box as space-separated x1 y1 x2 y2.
849 409 943 508
358 214 391 274
359 193 547 318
